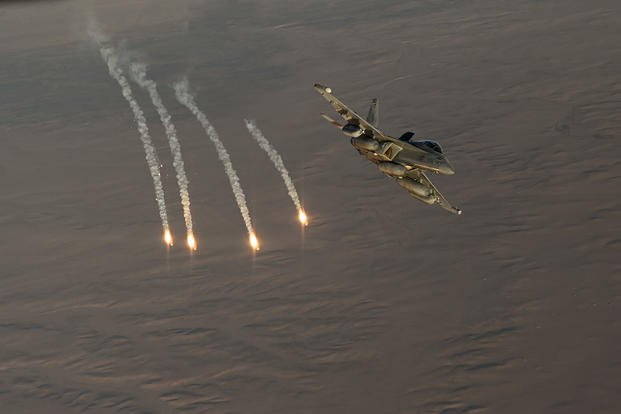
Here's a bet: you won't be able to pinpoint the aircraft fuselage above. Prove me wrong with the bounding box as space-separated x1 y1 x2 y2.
350 135 455 176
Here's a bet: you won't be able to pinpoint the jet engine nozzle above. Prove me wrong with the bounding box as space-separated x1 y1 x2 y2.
342 123 363 137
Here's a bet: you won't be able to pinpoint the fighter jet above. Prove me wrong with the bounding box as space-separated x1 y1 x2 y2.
314 83 462 215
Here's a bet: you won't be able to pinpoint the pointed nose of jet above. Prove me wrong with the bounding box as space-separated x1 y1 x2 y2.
439 158 455 175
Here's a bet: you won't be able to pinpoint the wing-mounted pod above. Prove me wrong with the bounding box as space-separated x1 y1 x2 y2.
341 123 364 137
405 170 463 215
351 136 380 152
320 113 365 138
377 162 406 177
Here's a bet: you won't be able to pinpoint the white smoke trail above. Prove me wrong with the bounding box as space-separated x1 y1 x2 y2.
94 44 170 235
129 63 194 237
173 78 255 235
243 119 302 210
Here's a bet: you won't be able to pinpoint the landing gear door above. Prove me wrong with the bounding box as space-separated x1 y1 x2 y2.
377 142 403 161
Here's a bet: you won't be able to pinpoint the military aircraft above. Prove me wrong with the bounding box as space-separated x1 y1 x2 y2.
314 83 462 215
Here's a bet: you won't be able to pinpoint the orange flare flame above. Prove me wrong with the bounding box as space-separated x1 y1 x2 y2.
298 209 308 226
249 232 260 251
187 233 197 251
164 229 173 246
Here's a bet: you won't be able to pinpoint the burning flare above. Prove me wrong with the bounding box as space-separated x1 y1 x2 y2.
244 120 305 229
298 209 309 226
186 232 197 251
164 229 173 246
129 63 195 241
92 36 170 239
175 79 258 249
249 232 260 251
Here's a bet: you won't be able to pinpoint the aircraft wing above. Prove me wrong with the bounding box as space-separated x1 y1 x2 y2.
408 169 462 215
314 84 397 143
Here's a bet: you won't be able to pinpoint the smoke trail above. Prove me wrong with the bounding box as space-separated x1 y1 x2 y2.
129 63 194 238
243 119 302 210
173 78 255 235
90 29 170 237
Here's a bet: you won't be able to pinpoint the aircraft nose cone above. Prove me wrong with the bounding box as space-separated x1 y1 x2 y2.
440 159 455 175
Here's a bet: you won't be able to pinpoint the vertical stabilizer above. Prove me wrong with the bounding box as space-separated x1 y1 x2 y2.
366 98 379 127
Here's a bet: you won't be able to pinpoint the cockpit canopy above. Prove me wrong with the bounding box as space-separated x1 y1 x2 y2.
412 140 443 154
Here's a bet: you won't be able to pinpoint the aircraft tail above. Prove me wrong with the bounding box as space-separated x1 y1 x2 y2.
366 98 379 127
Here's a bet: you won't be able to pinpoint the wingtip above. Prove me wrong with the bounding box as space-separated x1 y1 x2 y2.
314 83 331 94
